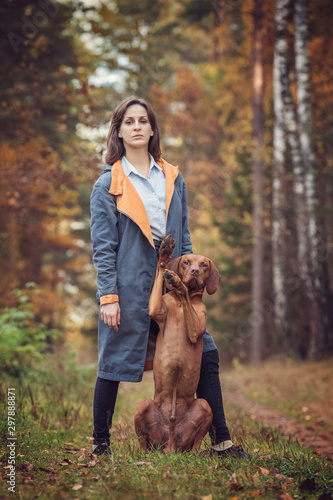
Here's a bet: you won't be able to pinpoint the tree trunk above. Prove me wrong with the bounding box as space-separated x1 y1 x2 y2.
251 0 265 363
294 0 333 355
277 1 308 288
272 0 288 351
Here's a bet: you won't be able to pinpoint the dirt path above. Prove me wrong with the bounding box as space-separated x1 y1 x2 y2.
223 388 333 460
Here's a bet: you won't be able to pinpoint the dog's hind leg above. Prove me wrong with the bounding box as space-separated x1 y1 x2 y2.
174 398 213 452
134 398 168 451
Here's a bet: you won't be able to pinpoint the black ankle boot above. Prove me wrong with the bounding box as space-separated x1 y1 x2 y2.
92 441 111 456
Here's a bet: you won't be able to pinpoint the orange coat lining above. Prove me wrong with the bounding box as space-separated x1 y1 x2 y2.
109 158 179 247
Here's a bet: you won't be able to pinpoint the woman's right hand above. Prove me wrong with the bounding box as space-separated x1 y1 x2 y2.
100 302 121 331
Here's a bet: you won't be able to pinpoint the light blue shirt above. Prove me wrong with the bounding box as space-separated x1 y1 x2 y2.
121 155 166 241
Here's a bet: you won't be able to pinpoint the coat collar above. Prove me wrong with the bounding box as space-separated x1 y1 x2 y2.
109 158 179 247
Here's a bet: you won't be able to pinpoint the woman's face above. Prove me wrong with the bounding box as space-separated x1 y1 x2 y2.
118 104 154 153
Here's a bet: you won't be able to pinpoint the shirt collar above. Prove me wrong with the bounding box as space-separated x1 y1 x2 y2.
121 154 162 178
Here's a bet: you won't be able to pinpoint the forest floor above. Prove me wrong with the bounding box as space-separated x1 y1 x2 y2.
1 357 332 499
221 358 333 460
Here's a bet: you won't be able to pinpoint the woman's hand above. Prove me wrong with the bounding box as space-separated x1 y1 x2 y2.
100 303 121 331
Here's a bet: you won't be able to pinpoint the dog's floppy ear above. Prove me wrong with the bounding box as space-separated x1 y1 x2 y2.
205 261 221 295
167 256 182 276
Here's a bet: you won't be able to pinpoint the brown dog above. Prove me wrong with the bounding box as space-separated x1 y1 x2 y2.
134 235 221 452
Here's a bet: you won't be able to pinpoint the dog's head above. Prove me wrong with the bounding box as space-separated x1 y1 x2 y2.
167 255 221 295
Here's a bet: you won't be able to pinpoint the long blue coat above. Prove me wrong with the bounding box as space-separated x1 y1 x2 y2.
90 158 216 382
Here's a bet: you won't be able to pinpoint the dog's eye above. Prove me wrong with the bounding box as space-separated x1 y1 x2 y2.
183 260 189 266
201 262 208 268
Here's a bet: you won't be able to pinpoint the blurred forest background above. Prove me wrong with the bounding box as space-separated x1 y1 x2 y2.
1 0 332 367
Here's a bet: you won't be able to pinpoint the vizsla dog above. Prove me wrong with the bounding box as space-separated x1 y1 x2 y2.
134 235 221 452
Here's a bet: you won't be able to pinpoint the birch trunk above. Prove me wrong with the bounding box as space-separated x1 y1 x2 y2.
277 0 316 358
277 0 308 285
251 0 265 363
272 0 288 349
294 0 333 355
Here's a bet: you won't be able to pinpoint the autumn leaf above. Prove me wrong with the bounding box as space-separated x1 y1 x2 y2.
278 494 293 500
230 471 243 491
72 484 83 490
260 467 270 476
275 474 294 484
252 471 260 483
249 491 260 498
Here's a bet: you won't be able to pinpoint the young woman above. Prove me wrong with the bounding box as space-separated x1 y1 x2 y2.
90 96 245 457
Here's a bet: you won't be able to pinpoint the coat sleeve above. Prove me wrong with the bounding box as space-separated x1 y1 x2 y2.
177 172 193 255
90 172 119 305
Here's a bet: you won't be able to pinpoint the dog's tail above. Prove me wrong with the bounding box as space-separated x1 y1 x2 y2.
170 386 177 422
167 386 177 452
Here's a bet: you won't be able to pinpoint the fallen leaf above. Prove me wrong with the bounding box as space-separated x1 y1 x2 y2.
252 471 260 483
268 466 280 474
39 467 55 474
72 484 83 490
135 489 156 498
230 471 243 491
250 491 260 498
201 495 213 500
134 461 152 466
260 467 270 476
276 474 293 484
87 460 96 467
231 472 238 484
279 494 293 500
24 463 34 471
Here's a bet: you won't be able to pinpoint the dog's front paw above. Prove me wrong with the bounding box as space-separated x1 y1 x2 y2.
163 270 186 295
159 235 175 267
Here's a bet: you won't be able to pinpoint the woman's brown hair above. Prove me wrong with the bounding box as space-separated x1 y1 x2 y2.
105 96 162 165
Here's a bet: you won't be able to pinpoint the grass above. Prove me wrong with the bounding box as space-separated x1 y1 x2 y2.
1 356 333 500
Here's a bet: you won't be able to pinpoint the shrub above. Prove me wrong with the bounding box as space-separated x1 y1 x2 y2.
0 283 59 379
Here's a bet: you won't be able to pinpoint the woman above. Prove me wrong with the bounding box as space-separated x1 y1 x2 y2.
90 96 245 457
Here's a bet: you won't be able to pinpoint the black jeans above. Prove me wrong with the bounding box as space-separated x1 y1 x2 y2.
196 349 231 445
93 349 231 447
93 378 119 447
